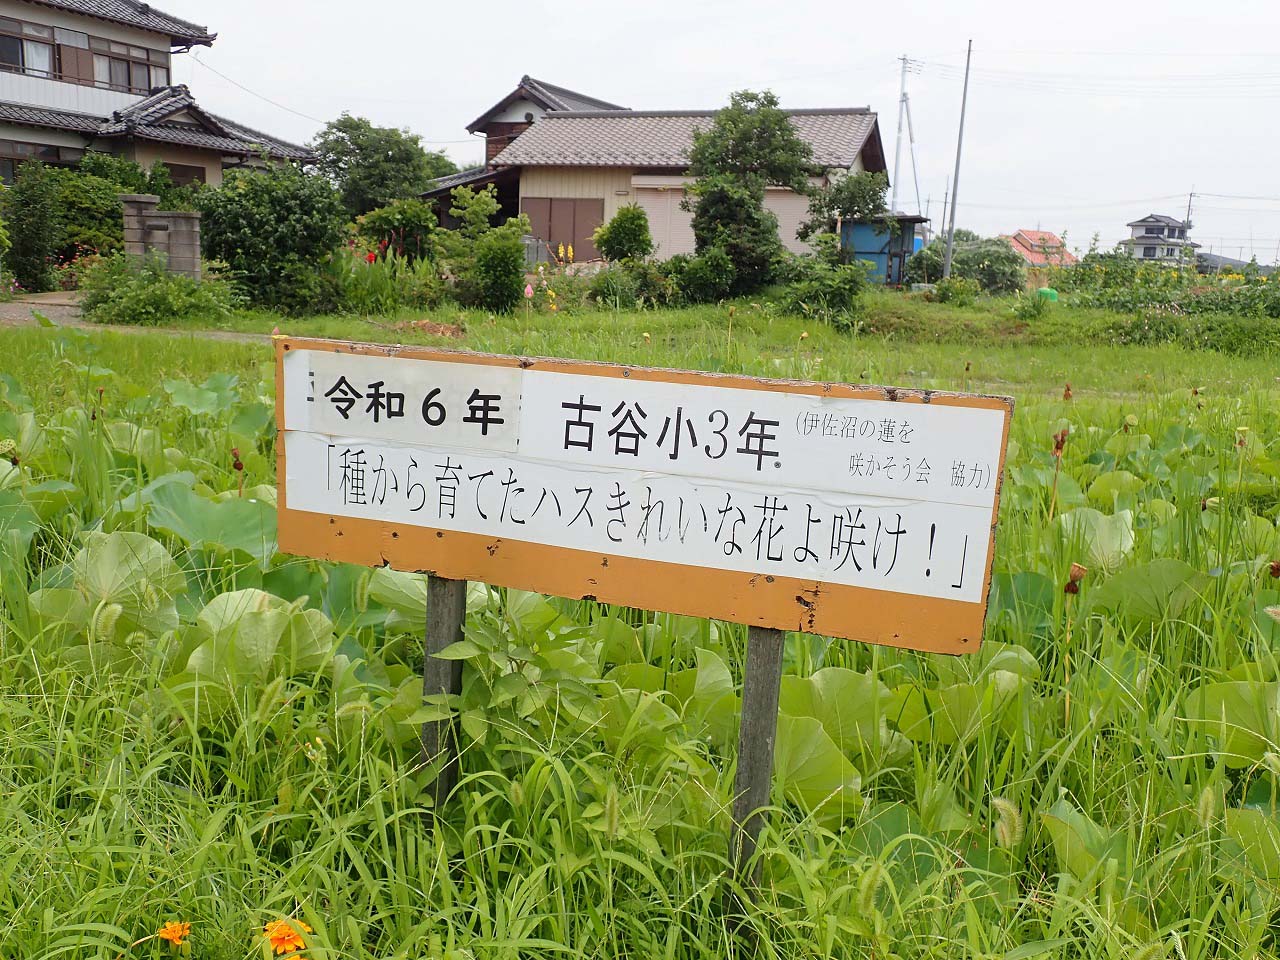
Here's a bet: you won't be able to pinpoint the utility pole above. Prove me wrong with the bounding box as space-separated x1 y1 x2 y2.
890 55 908 216
904 94 924 216
942 40 973 280
940 177 950 248
1181 188 1194 275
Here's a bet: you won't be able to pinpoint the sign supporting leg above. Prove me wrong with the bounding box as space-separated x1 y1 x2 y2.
421 574 467 810
730 625 786 893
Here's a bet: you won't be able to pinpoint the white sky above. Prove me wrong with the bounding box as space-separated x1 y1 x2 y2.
159 0 1280 261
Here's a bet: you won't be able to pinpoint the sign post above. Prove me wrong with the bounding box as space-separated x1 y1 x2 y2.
420 574 466 809
274 336 1013 876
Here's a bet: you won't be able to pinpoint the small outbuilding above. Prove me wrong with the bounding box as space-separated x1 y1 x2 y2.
840 215 927 284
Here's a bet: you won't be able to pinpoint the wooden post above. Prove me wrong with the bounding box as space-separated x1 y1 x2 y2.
421 574 467 810
730 625 786 892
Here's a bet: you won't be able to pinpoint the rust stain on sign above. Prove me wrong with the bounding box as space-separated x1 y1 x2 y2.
275 336 1014 655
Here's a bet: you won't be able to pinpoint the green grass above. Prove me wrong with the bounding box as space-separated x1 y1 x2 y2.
4 309 1280 958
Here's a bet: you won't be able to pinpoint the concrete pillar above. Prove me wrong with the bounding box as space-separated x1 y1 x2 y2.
118 193 203 281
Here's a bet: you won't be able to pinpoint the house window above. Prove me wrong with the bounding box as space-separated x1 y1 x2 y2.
22 39 51 77
0 13 167 90
1142 246 1156 258
0 34 20 70
166 163 206 186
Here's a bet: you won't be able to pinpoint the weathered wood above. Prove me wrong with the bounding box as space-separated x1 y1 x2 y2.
730 625 786 892
421 574 467 810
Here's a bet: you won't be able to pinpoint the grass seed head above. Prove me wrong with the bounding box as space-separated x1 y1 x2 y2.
991 797 1024 849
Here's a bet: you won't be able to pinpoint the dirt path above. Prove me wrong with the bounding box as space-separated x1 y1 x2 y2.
0 293 270 344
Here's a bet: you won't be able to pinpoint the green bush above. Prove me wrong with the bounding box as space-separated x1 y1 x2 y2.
593 204 654 262
49 169 122 260
907 236 1025 294
621 257 681 305
781 261 868 330
589 265 638 306
80 252 240 325
931 276 981 307
320 247 444 315
3 160 60 292
473 228 526 312
688 173 780 293
196 166 345 313
677 247 736 303
357 198 437 262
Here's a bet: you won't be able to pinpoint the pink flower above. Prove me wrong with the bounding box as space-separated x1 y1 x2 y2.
524 283 534 299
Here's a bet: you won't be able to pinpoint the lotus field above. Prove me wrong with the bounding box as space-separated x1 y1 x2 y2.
4 324 1280 960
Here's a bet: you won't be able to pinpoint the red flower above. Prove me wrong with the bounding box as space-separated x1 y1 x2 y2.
365 251 377 264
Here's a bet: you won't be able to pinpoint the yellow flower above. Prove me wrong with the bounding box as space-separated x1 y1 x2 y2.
264 918 312 955
157 921 190 946
567 244 575 263
557 243 565 261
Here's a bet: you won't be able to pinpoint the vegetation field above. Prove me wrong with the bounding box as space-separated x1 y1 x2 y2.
4 312 1280 959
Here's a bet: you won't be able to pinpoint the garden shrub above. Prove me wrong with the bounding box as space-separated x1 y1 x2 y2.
931 276 981 307
197 165 345 313
80 252 240 325
622 257 681 305
357 198 437 262
781 261 868 330
593 204 653 262
688 173 780 294
321 247 444 315
677 247 736 303
907 236 1025 293
473 228 525 312
3 160 60 292
589 265 638 306
50 169 122 260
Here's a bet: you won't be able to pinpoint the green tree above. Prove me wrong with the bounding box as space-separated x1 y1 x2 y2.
50 170 123 259
357 198 438 262
196 165 345 311
593 203 653 261
312 113 456 217
685 90 812 294
4 160 61 292
798 171 890 242
448 183 501 239
688 89 813 190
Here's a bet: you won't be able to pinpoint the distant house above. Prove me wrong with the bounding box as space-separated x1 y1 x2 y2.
1118 214 1199 264
0 0 312 184
1003 229 1077 268
423 75 888 260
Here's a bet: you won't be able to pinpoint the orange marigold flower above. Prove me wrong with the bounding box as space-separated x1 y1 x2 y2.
157 920 191 946
264 918 312 954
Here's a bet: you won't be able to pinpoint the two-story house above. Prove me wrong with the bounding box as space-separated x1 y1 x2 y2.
0 0 310 186
423 75 887 260
1118 214 1199 264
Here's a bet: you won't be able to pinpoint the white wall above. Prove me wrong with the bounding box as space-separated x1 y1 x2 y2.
0 119 84 146
0 70 139 114
489 97 545 124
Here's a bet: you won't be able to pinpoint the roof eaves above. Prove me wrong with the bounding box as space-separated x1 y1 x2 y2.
21 0 216 46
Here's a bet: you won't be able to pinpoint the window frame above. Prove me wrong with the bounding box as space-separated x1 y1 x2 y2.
0 13 168 91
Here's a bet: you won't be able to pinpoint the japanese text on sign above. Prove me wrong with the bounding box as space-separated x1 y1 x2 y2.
276 341 1012 650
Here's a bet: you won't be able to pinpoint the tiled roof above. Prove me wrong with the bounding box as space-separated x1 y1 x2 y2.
521 77 626 113
0 86 311 160
422 165 501 197
490 108 878 169
467 75 626 132
21 0 215 45
1126 213 1188 228
0 101 101 132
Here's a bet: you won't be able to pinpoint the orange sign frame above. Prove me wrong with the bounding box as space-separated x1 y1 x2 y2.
274 336 1013 655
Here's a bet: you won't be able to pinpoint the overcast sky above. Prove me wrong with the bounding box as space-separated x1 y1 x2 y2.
160 0 1280 261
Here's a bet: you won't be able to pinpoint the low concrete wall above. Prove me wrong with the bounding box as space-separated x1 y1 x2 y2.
120 194 202 281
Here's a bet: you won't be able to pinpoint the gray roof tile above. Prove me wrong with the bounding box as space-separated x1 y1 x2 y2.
490 108 878 169
22 0 214 45
0 86 311 160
